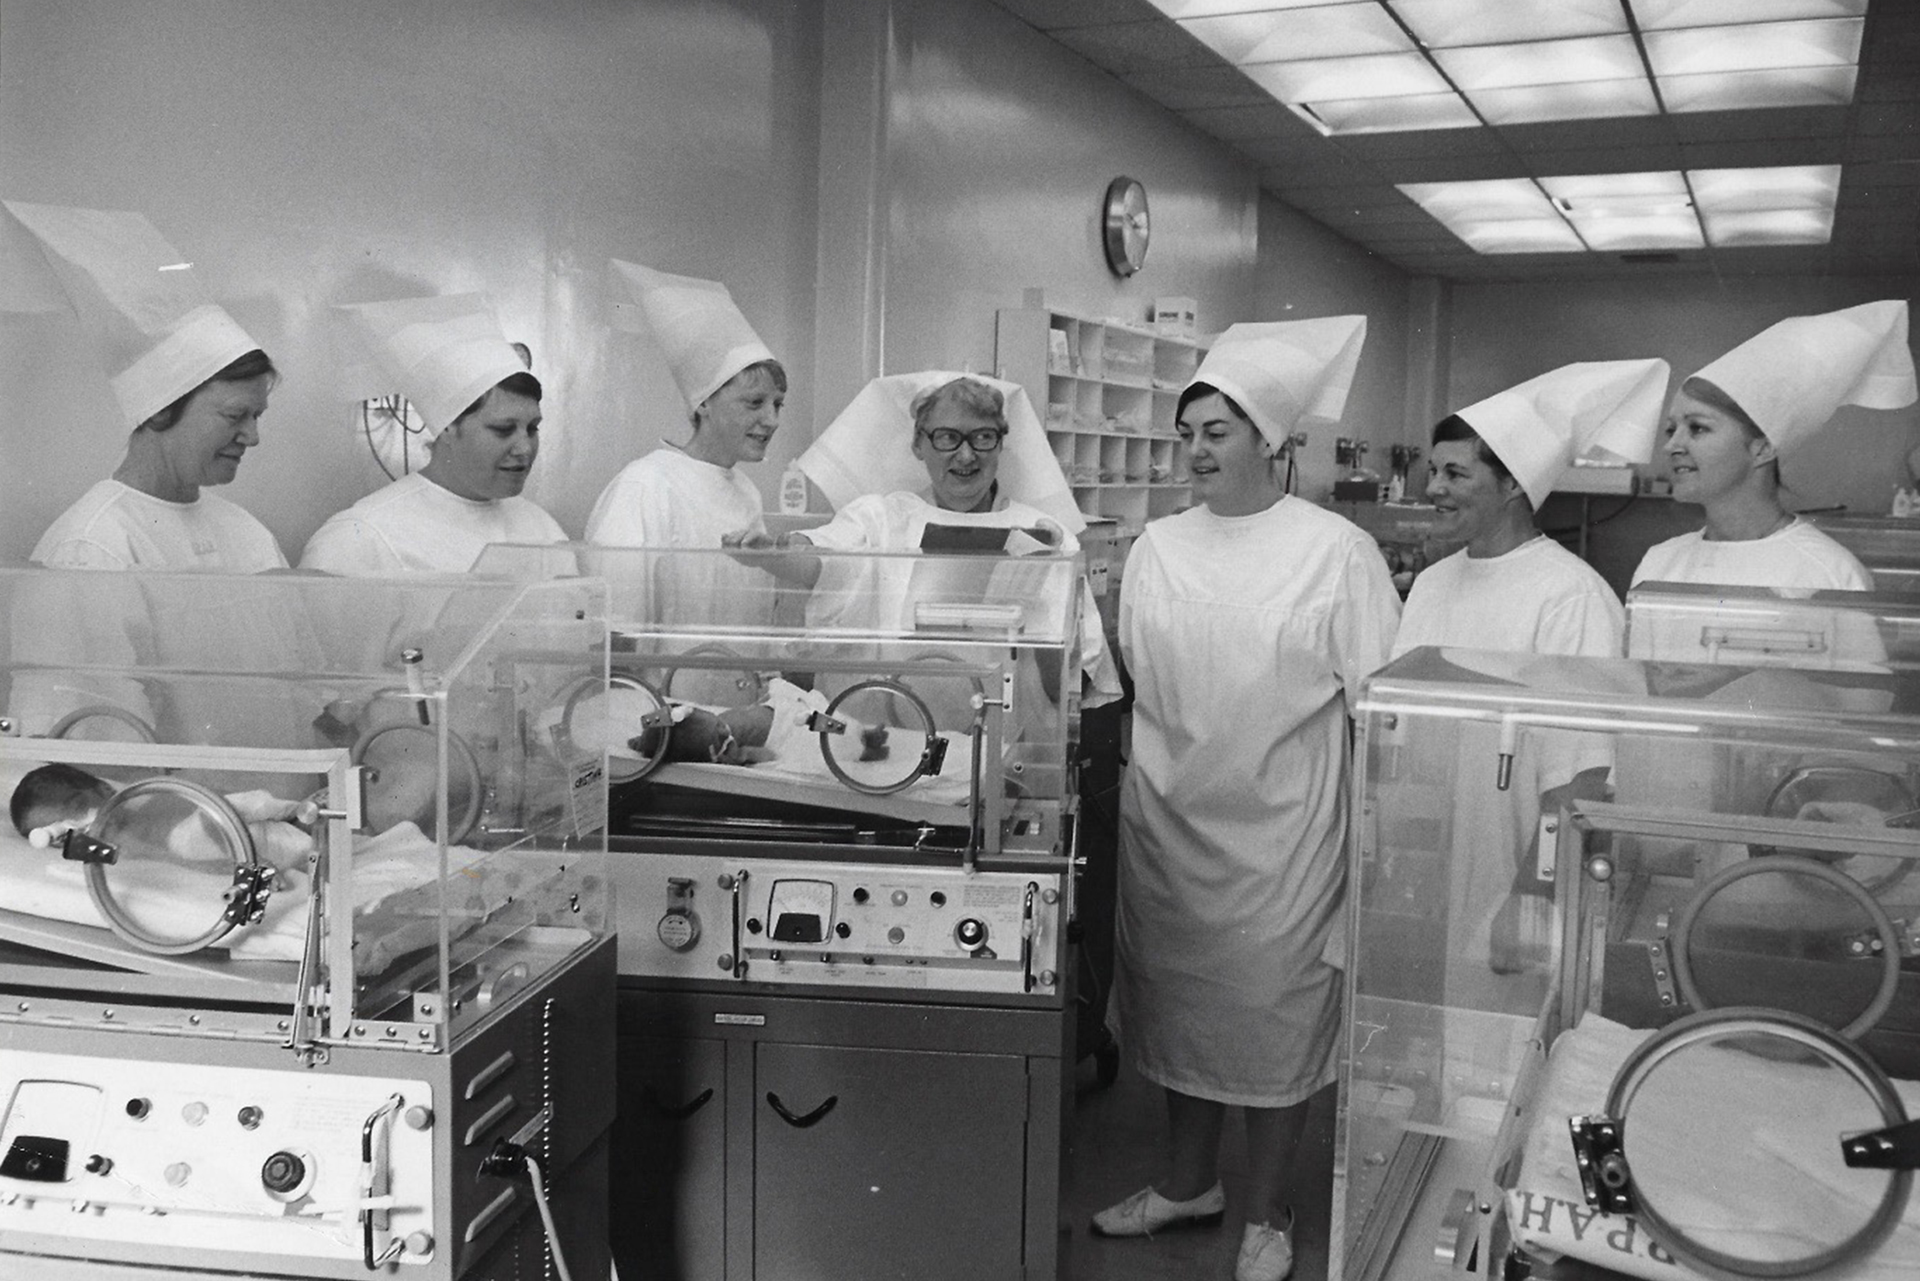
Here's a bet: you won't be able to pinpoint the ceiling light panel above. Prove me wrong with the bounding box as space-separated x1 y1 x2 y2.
1642 18 1864 77
1689 164 1842 211
1456 220 1589 253
1701 207 1836 246
1433 35 1645 91
1393 0 1628 47
1657 65 1858 112
1562 212 1705 250
1540 170 1692 207
1629 0 1867 32
1399 177 1560 221
1243 52 1454 101
1146 0 1364 18
1465 78 1659 125
1181 4 1411 64
1288 91 1480 133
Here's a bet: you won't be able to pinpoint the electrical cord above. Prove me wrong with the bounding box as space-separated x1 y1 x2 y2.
523 1154 575 1281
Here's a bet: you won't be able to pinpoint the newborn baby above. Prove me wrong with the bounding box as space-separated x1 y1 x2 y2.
621 678 890 767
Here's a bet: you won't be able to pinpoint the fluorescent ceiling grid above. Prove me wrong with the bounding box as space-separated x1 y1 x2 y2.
1147 0 1870 133
1399 164 1843 254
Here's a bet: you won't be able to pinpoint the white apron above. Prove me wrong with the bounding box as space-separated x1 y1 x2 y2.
1111 498 1398 1107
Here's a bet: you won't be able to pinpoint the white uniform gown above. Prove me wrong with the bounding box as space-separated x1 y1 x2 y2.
586 449 773 706
1390 536 1623 1005
1112 498 1398 1107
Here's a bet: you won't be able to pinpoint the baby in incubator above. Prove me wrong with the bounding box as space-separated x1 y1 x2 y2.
8 761 317 874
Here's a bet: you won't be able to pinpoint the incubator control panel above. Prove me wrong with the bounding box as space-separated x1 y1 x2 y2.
0 1049 434 1265
617 852 1065 997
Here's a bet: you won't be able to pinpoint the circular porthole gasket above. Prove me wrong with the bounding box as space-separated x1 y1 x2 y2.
559 673 674 784
1670 854 1901 1041
84 777 260 955
351 722 484 845
1603 1007 1911 1281
1757 765 1916 896
818 679 943 796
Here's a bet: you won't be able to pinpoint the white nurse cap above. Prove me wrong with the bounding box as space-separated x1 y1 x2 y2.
2 201 260 428
1455 358 1671 510
608 259 774 411
1186 316 1368 450
797 371 1083 532
1691 300 1916 454
334 293 525 436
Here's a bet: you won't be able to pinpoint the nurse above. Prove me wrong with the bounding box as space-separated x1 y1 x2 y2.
1098 318 1398 1281
300 294 564 575
771 372 1121 711
1632 300 1916 592
7 201 285 571
587 261 783 553
1390 360 1665 981
1395 359 1669 656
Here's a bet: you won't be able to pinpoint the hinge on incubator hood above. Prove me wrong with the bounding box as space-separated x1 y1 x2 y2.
1568 1115 1635 1214
1840 1118 1920 1169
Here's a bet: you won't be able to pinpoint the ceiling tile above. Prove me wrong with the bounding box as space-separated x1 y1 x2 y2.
1278 185 1422 212
1050 20 1217 73
1121 65 1271 111
984 0 1171 32
1843 160 1920 187
1260 158 1392 189
1327 130 1513 161
1495 117 1675 153
1677 138 1846 169
1180 102 1315 139
1665 105 1851 142
1233 136 1351 167
1851 102 1920 135
1846 132 1920 161
1375 154 1539 184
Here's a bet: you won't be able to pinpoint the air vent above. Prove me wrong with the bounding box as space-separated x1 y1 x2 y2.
1619 252 1681 264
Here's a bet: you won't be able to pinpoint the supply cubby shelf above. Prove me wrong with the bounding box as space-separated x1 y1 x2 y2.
996 304 1206 537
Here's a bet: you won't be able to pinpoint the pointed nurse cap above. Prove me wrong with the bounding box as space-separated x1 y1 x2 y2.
2 201 260 428
1692 300 1916 454
1187 316 1368 449
1455 358 1671 509
334 293 525 436
609 259 774 411
798 371 1083 533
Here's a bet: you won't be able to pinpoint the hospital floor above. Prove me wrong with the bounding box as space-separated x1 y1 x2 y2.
1060 1055 1338 1281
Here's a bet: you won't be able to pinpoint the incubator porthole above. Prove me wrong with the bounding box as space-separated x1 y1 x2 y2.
1595 1008 1910 1281
83 778 261 957
352 722 485 843
1669 854 1901 1039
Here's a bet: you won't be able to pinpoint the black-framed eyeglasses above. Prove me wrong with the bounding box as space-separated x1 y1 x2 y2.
919 427 1007 453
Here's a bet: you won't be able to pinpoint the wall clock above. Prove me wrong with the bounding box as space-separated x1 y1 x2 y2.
1102 176 1150 277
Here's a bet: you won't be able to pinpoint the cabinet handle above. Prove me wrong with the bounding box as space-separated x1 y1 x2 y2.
764 1092 837 1128
643 1086 714 1122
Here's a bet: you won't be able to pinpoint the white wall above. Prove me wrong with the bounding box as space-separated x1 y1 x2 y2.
1 0 1422 564
1 0 824 560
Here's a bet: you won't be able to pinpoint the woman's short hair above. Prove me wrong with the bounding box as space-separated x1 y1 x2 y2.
139 349 277 432
1680 376 1763 440
1175 380 1251 427
693 358 788 428
454 370 544 427
1431 414 1513 480
910 377 1006 435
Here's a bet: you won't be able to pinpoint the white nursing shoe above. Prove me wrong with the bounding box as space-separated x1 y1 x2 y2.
1235 1212 1295 1281
1089 1181 1227 1237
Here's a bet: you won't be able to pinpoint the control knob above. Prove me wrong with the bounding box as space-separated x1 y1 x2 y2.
261 1150 313 1201
954 918 989 950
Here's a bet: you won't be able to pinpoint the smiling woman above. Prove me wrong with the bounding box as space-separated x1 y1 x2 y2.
1632 301 1916 594
6 200 290 573
298 294 567 577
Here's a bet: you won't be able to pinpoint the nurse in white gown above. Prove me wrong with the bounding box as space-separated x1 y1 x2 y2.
585 262 786 704
1631 301 1916 596
768 372 1121 718
1391 359 1666 987
7 201 285 573
1095 318 1398 1281
301 294 564 575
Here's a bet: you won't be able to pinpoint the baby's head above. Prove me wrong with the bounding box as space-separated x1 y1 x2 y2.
9 763 116 846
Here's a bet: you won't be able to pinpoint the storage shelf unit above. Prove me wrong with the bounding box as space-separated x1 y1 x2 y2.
996 305 1206 537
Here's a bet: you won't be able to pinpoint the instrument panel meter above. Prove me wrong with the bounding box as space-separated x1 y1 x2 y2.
768 878 836 944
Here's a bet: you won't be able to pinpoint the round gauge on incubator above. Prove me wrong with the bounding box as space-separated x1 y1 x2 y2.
353 722 484 843
1671 854 1901 1039
82 777 264 955
1757 765 1917 894
817 679 943 795
1592 1008 1910 1281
